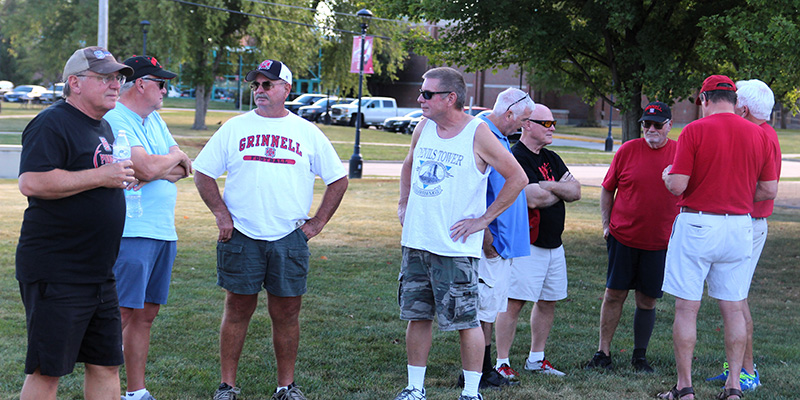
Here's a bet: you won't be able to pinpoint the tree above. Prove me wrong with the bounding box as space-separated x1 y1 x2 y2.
376 0 744 141
697 0 800 128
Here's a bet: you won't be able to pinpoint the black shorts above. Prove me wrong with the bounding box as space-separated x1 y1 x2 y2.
606 234 666 299
19 280 124 376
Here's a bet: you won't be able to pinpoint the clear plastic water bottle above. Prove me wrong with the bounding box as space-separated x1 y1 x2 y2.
113 130 142 218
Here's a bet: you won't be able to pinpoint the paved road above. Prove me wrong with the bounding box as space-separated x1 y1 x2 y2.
347 158 800 209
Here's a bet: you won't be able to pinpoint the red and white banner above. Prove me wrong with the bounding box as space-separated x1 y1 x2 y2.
350 36 374 74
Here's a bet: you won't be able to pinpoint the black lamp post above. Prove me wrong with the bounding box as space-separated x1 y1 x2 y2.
140 20 150 56
605 86 615 152
349 8 373 179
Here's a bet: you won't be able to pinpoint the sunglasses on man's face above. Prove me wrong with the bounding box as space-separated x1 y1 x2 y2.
527 119 556 128
419 89 452 100
142 77 166 90
250 81 280 92
641 119 669 130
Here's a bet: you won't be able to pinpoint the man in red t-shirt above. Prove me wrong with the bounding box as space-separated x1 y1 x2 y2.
658 75 777 400
585 102 679 373
705 79 781 391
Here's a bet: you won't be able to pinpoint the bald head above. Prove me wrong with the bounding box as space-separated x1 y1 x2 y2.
531 104 553 121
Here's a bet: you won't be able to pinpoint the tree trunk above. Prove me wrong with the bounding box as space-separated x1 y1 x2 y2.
621 91 643 143
192 85 209 130
780 103 788 129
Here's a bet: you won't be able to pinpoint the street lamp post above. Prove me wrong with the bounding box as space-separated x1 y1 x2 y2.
140 20 150 56
349 8 373 179
605 87 615 152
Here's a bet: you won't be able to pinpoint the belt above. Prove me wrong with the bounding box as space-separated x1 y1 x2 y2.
680 207 746 216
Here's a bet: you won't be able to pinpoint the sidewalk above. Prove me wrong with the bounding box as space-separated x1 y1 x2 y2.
350 159 800 209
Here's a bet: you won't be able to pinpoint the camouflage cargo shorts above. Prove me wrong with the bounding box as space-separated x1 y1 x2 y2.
398 246 480 331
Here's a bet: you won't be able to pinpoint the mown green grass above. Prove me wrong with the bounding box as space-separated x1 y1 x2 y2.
0 179 798 399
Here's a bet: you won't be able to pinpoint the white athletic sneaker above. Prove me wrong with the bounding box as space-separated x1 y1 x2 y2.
524 358 566 376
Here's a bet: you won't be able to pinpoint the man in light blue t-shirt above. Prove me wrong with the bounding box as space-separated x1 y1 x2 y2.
103 55 192 400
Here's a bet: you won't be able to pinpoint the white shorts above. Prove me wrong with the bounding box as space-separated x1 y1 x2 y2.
745 218 768 295
477 251 513 323
662 213 753 301
507 245 568 302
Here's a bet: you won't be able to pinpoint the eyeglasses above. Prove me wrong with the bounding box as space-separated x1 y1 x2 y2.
419 89 452 100
506 94 529 112
142 77 167 90
250 81 280 92
76 73 126 86
641 119 670 130
527 119 556 128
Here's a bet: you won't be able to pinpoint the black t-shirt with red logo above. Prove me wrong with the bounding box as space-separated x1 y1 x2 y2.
511 142 569 249
16 100 125 284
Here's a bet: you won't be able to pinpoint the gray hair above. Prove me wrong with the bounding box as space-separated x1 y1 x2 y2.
422 67 466 109
736 79 775 120
63 69 89 98
119 81 135 96
492 88 535 118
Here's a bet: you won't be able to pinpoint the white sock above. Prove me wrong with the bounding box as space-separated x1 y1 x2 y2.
276 386 288 393
124 389 148 400
407 365 426 390
528 351 545 363
496 358 510 369
461 370 482 397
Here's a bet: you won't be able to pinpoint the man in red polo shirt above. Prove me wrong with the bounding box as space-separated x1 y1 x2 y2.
659 75 777 400
585 102 679 373
705 79 781 391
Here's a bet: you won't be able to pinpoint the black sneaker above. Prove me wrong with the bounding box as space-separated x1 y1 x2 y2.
585 351 613 370
457 369 516 389
482 368 517 388
631 357 654 373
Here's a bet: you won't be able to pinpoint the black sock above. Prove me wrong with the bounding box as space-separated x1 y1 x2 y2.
633 307 656 356
483 344 493 372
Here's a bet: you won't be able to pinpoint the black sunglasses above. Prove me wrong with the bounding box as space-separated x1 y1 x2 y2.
641 119 669 130
250 81 280 92
506 94 529 112
419 89 452 100
142 77 166 90
527 119 556 128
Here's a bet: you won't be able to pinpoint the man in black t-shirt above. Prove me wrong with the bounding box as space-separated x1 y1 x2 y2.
16 46 134 400
494 103 581 378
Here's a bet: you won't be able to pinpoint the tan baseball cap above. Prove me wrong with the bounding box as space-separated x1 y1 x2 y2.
62 46 133 82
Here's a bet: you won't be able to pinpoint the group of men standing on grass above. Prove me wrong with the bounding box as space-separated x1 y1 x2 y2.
13 45 780 400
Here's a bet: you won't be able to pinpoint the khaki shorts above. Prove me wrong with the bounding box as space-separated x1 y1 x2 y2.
398 247 480 331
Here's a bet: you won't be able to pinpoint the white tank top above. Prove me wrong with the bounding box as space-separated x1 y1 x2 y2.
401 117 489 257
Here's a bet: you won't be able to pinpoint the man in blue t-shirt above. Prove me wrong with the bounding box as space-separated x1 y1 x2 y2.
469 88 534 389
103 55 192 400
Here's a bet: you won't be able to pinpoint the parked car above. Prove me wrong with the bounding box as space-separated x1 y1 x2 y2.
0 80 13 96
298 97 355 122
39 83 65 104
285 93 327 114
329 97 417 128
463 106 490 116
382 110 423 133
3 85 47 103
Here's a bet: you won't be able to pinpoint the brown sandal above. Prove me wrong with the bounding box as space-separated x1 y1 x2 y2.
656 385 694 399
717 387 744 399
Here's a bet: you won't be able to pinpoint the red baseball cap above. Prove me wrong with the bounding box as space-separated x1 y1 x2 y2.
695 75 737 105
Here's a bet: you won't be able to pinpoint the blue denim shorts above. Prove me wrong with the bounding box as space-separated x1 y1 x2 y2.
217 228 310 297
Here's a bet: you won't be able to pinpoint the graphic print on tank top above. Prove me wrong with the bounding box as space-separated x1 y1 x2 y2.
411 147 466 197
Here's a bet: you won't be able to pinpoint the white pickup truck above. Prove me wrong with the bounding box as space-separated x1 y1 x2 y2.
329 97 417 128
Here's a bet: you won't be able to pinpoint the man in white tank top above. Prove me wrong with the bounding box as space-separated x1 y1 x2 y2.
394 67 527 400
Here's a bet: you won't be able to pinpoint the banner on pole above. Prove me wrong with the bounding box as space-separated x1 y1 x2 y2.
350 36 374 74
